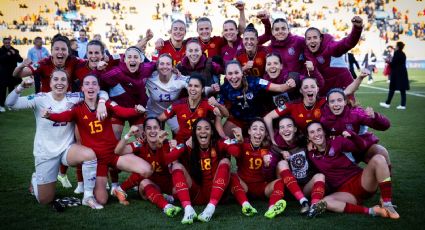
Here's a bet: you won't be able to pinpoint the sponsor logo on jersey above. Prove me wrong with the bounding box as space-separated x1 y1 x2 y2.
298 113 304 118
83 115 88 119
288 47 295 56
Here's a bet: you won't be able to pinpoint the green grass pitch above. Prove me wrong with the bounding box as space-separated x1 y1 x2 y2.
0 70 424 229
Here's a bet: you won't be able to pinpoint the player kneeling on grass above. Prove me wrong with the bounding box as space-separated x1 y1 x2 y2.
111 118 182 217
229 118 287 219
5 70 109 209
42 74 153 207
167 118 236 224
306 121 399 219
263 116 326 217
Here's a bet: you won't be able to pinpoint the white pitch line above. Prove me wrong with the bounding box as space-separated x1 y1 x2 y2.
360 84 425 98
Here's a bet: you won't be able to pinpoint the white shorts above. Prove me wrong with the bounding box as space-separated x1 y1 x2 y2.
166 116 179 132
34 145 71 185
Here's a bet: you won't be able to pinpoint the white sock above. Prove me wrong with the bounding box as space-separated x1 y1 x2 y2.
82 160 97 199
242 201 250 207
185 205 195 213
111 182 119 188
163 204 173 212
31 173 39 202
204 203 216 214
299 197 308 205
77 182 84 188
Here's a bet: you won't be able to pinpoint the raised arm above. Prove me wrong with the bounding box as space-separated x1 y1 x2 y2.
257 11 272 44
13 58 33 78
344 68 369 96
235 1 246 35
329 16 363 57
263 109 280 145
114 125 139 155
5 78 36 109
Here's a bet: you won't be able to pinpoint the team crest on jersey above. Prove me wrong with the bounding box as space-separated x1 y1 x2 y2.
260 149 268 156
245 151 250 155
314 109 321 118
345 124 354 131
196 109 205 117
210 43 216 48
110 101 118 107
317 56 325 64
246 92 254 100
166 105 172 113
182 114 187 118
288 47 295 56
211 148 216 158
255 57 263 65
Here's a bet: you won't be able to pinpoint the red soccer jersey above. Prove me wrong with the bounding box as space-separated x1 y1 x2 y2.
130 140 171 177
197 36 225 58
236 46 269 77
274 97 326 131
231 141 269 184
48 101 141 157
29 56 84 92
163 98 215 143
168 139 237 187
75 54 121 83
157 40 186 65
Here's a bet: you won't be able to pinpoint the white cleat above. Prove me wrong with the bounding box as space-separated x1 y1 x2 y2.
82 196 103 210
57 174 72 188
181 205 197 224
74 184 84 194
198 204 216 222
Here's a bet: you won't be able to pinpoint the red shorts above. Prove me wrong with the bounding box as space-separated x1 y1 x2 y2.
189 181 212 205
96 153 120 177
111 115 145 126
337 172 375 204
246 181 267 199
150 174 173 195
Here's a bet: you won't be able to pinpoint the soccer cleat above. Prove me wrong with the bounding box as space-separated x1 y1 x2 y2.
74 184 84 194
242 203 258 217
181 206 197 224
164 205 182 218
111 187 129 205
379 102 390 109
57 174 72 188
82 196 103 210
60 197 82 207
0 106 5 113
307 200 327 218
264 199 287 219
396 105 406 110
51 198 66 212
382 204 400 219
300 201 310 215
198 204 216 222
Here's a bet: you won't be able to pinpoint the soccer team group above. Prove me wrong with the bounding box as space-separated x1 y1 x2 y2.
6 4 400 224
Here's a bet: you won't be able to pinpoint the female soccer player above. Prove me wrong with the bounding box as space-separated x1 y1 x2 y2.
304 16 364 96
99 46 156 138
112 118 182 217
176 40 222 88
264 71 367 144
306 121 399 219
5 70 108 209
43 74 153 206
219 60 295 136
236 23 269 77
268 18 306 77
262 53 324 113
262 116 326 216
154 20 187 65
158 74 229 143
146 54 188 132
168 118 235 223
13 34 84 93
228 118 287 219
321 88 391 166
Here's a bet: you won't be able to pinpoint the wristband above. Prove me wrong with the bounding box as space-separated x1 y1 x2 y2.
124 134 131 141
99 99 106 103
16 84 24 92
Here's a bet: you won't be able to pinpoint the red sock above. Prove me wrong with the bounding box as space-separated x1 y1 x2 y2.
172 169 191 208
269 179 284 207
344 203 368 214
311 181 325 204
230 173 248 205
144 184 168 209
209 163 230 205
120 173 144 191
59 164 68 174
280 169 304 201
379 180 392 203
109 168 119 183
76 164 83 182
